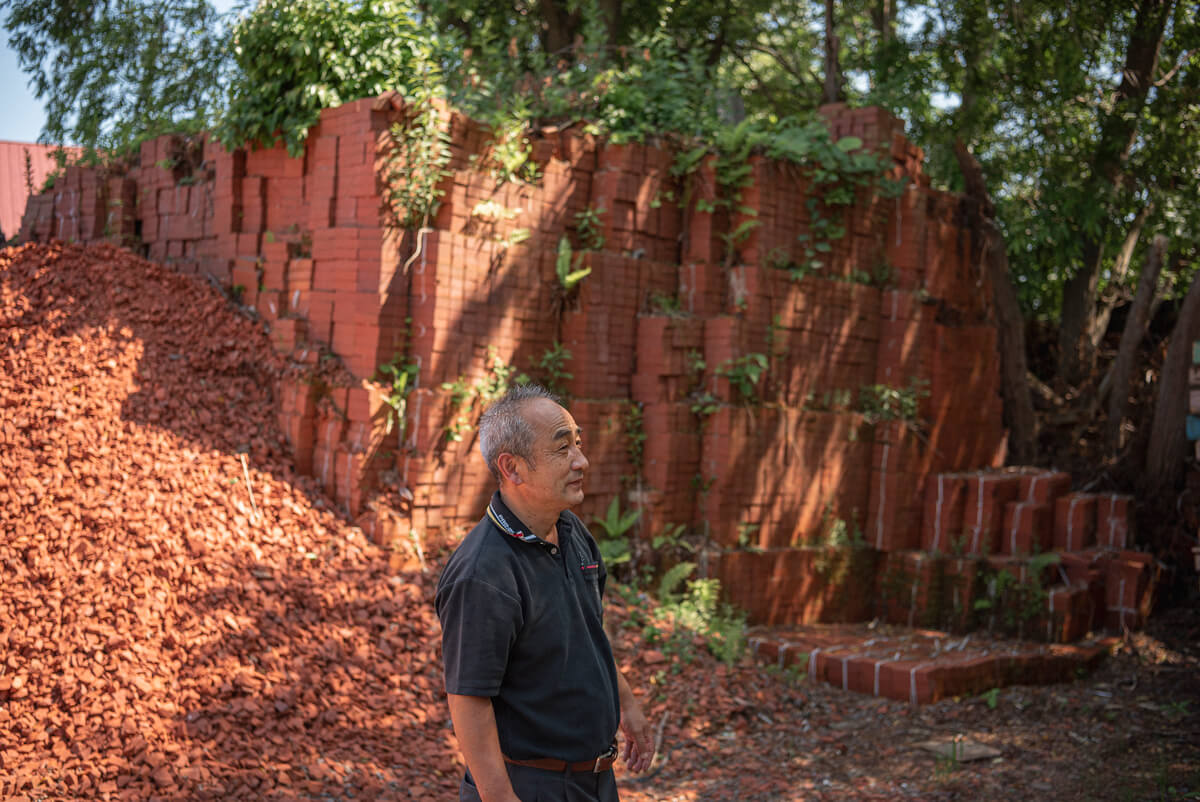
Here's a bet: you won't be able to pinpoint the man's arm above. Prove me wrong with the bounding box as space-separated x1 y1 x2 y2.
446 693 522 802
615 667 654 773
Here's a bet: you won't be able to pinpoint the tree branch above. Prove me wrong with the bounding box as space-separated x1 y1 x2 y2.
1104 233 1167 454
822 0 845 103
1090 203 1152 348
1057 0 1176 383
732 49 789 114
744 41 821 89
1154 48 1194 86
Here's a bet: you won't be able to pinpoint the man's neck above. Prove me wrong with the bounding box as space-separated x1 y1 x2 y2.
497 488 560 545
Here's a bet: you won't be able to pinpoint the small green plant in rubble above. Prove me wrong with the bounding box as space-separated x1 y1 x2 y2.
484 115 540 185
377 356 420 437
531 341 573 397
651 523 694 553
653 563 747 667
716 353 768 403
442 376 473 442
622 402 646 483
440 347 527 443
647 290 685 317
973 551 1061 636
555 237 592 291
859 377 930 426
575 205 606 251
481 348 527 401
591 496 641 569
736 521 761 551
689 391 721 419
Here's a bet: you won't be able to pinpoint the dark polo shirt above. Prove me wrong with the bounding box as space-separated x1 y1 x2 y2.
436 491 620 762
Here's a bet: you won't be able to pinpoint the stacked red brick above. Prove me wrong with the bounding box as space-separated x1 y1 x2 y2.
889 467 1154 641
17 164 110 243
15 97 1024 631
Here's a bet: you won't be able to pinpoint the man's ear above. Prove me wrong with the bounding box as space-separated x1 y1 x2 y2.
496 453 522 485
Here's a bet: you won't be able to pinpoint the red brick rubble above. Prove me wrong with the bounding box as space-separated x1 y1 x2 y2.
0 242 456 800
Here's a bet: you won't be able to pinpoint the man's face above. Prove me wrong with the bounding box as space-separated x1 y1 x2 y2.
513 397 589 513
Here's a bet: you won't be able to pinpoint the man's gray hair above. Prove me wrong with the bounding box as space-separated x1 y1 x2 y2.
478 383 561 483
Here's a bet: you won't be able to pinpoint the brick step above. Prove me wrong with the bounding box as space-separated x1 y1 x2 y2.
749 623 1117 704
922 469 1132 556
877 548 1159 641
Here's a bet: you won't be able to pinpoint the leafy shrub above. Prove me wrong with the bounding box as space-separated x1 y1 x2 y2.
649 561 747 667
592 496 641 568
218 0 434 155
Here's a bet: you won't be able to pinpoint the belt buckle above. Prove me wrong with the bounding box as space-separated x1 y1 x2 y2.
593 743 617 774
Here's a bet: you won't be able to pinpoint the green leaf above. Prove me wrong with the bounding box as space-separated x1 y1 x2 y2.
657 561 696 602
563 267 591 288
556 237 573 282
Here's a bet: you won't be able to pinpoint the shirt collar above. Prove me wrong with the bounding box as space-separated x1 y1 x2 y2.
488 490 569 549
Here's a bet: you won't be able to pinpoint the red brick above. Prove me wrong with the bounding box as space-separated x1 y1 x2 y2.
962 473 1021 555
1054 493 1097 552
1018 470 1071 506
1000 501 1052 555
1094 493 1133 550
921 472 968 553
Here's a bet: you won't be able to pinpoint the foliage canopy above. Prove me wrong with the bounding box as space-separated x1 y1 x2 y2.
2 0 230 153
216 0 437 156
5 0 1199 372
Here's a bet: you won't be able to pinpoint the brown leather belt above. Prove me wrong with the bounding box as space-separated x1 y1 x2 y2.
504 743 618 774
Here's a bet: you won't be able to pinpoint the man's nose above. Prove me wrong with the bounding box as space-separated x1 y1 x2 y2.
572 448 589 472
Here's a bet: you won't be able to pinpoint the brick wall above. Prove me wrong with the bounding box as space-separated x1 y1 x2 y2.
17 97 1008 626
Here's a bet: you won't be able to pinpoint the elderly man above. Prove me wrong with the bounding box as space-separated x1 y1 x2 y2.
436 384 654 802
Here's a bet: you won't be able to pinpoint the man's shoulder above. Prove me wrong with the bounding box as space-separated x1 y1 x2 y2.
437 517 519 590
443 515 506 564
434 517 531 625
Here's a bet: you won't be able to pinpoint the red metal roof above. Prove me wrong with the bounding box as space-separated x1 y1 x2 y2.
0 140 83 241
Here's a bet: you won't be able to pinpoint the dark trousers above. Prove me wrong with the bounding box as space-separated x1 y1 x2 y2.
460 764 619 802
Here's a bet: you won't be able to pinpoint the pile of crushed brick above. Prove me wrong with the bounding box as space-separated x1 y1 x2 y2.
0 242 457 800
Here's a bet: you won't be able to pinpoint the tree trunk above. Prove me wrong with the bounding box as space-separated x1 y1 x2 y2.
1091 205 1151 349
871 0 895 43
538 0 580 57
954 140 1038 464
822 0 845 104
1105 234 1167 453
1058 253 1100 385
1056 0 1175 383
705 2 731 69
596 0 622 48
1144 272 1200 492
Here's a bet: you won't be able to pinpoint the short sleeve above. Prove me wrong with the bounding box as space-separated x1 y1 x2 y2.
436 578 524 697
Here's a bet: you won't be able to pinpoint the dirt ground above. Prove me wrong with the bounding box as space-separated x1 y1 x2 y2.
609 604 1200 801
2 241 1197 801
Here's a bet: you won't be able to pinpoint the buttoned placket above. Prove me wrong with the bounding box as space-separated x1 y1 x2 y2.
547 522 570 581
489 498 573 579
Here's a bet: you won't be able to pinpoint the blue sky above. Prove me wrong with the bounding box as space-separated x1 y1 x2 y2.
0 33 49 143
1 0 240 144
